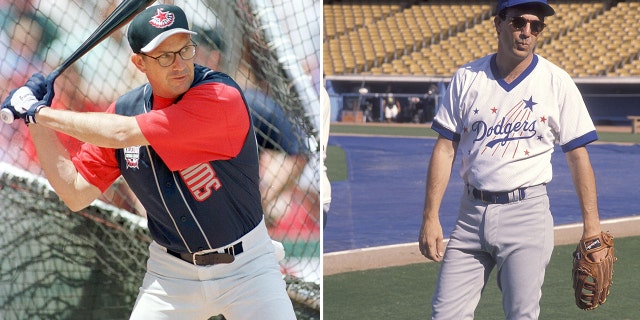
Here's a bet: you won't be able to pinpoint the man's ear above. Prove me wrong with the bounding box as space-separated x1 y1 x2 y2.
131 53 146 73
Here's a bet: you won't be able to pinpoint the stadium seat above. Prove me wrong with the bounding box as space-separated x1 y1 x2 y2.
324 0 640 77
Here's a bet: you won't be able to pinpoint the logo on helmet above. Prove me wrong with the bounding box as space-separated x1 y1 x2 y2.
148 8 175 29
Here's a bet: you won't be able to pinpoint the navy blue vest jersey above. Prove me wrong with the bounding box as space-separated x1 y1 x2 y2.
114 65 263 253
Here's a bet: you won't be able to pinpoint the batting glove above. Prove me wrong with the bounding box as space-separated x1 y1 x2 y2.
10 87 38 113
25 101 49 124
10 87 42 123
41 70 58 108
24 73 47 100
18 73 52 124
1 73 50 124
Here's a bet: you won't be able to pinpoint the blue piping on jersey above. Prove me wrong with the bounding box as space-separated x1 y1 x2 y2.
432 121 461 141
561 130 599 152
490 54 539 92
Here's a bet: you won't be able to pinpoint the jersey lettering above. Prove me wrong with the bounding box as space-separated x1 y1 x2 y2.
471 117 537 148
179 163 222 201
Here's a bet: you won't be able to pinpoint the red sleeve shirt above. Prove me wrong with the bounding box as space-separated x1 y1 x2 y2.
72 82 250 192
136 83 250 170
72 137 121 192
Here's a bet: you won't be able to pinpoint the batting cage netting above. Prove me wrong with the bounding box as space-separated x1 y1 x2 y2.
0 1 320 319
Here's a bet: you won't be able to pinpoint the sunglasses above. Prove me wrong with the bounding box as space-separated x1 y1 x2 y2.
507 16 546 34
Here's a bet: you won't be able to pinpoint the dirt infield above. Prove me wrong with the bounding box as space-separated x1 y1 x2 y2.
324 216 640 275
596 125 632 133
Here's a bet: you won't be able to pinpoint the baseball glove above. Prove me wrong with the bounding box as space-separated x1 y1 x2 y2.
572 231 616 310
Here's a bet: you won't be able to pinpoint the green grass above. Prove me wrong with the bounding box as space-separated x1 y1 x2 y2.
326 145 347 182
324 236 639 319
596 131 640 144
330 123 439 138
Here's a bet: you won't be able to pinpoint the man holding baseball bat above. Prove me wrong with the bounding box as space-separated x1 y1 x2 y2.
1 4 296 320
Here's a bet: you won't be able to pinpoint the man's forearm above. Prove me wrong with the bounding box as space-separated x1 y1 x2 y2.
35 107 147 148
423 136 457 218
566 146 601 237
28 124 101 210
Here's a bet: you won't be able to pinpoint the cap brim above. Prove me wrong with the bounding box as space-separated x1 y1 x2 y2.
140 28 198 53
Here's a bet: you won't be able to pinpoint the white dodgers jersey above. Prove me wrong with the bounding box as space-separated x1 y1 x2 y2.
433 54 598 191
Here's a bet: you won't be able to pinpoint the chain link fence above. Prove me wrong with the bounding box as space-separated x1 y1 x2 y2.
0 0 320 319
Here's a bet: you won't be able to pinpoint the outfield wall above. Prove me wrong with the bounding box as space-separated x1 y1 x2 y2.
326 76 640 125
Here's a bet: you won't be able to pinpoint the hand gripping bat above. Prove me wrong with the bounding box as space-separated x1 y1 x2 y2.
1 0 155 124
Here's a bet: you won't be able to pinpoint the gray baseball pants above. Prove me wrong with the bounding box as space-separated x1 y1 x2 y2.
431 184 554 320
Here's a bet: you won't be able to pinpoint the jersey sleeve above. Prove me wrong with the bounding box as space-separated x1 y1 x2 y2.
135 82 250 171
432 71 463 142
551 72 598 152
71 102 122 192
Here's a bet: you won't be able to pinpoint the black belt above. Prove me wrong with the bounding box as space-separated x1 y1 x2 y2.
469 186 527 204
167 242 243 266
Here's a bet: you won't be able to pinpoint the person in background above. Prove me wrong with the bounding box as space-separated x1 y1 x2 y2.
321 85 331 228
0 12 51 174
384 97 400 123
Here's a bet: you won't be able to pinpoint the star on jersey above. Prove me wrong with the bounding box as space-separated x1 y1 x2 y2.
467 96 546 159
523 96 537 111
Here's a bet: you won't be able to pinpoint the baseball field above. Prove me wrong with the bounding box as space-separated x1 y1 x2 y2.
323 122 640 319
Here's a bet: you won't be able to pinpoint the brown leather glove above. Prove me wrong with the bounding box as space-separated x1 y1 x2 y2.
572 231 616 310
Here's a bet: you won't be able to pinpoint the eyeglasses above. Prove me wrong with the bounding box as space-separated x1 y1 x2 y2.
140 43 197 67
507 16 546 35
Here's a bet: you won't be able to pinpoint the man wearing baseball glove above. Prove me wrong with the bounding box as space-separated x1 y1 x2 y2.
573 231 616 310
418 0 616 318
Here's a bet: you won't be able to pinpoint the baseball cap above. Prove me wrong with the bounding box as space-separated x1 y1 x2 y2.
127 4 197 53
496 0 555 17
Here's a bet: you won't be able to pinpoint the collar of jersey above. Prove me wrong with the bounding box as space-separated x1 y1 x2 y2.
490 54 539 92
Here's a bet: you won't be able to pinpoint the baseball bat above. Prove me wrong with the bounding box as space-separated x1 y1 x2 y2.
1 0 155 124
